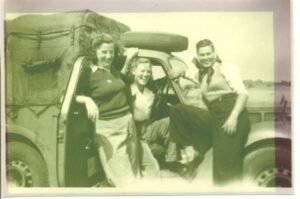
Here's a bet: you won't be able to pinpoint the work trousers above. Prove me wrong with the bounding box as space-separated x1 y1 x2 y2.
205 94 250 185
136 117 180 164
169 104 213 156
94 113 140 187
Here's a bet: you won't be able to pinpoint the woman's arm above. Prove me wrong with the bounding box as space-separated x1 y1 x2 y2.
119 48 138 84
76 95 99 122
120 48 139 75
75 66 99 122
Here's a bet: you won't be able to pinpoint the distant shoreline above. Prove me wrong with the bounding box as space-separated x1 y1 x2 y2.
243 80 291 89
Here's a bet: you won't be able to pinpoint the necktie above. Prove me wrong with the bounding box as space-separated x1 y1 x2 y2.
199 66 214 85
192 57 214 84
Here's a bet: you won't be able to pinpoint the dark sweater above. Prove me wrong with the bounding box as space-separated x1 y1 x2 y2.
77 66 130 120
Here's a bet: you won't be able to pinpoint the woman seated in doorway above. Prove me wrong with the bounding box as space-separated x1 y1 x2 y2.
121 50 184 175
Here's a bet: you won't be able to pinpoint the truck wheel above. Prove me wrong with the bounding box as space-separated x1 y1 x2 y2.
121 32 188 52
7 142 49 187
243 143 291 187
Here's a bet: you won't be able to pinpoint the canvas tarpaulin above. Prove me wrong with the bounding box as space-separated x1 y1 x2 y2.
6 10 130 108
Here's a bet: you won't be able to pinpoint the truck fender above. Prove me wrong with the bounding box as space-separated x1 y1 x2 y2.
245 121 291 148
6 124 45 154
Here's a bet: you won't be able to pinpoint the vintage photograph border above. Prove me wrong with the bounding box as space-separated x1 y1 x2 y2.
0 0 296 197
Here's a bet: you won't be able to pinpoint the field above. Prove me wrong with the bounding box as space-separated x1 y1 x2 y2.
247 86 291 108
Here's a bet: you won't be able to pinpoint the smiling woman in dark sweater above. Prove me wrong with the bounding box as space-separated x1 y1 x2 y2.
76 33 141 187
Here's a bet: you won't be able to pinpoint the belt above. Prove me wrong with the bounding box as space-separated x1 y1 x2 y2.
216 93 237 101
204 93 237 104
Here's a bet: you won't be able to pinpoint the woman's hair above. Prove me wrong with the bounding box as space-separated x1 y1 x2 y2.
129 57 152 76
90 33 123 64
130 57 152 72
92 33 115 50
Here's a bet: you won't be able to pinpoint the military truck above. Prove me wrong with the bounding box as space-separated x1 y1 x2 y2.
5 10 130 187
5 11 291 188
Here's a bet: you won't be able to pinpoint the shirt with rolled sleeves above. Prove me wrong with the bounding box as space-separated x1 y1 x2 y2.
194 62 248 102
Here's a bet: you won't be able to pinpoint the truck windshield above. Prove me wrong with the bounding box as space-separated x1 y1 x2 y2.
168 57 207 108
168 57 187 73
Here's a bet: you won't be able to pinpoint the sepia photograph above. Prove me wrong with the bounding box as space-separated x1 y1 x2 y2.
0 0 293 196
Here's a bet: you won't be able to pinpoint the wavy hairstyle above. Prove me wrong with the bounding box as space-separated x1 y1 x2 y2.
90 33 123 65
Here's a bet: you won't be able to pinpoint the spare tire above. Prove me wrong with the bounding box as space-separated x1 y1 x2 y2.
121 32 188 52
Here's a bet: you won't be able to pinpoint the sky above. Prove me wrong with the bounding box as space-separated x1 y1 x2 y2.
103 12 275 81
7 11 276 81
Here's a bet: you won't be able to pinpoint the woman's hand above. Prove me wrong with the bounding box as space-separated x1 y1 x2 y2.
84 97 99 122
76 96 99 122
222 113 238 136
125 47 139 60
121 48 139 74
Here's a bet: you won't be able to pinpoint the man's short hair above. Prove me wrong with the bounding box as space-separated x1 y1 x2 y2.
195 39 215 52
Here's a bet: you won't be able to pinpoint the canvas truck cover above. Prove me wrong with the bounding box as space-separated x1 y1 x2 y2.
6 10 130 108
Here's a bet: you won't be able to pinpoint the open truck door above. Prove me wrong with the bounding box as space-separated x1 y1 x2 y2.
57 56 105 187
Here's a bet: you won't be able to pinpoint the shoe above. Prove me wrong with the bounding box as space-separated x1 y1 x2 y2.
166 162 188 176
94 179 114 187
183 154 204 181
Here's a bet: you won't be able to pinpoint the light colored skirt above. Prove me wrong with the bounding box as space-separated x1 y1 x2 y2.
95 113 140 187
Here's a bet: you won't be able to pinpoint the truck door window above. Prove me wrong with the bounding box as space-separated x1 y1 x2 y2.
146 58 179 120
149 59 171 94
151 63 166 80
